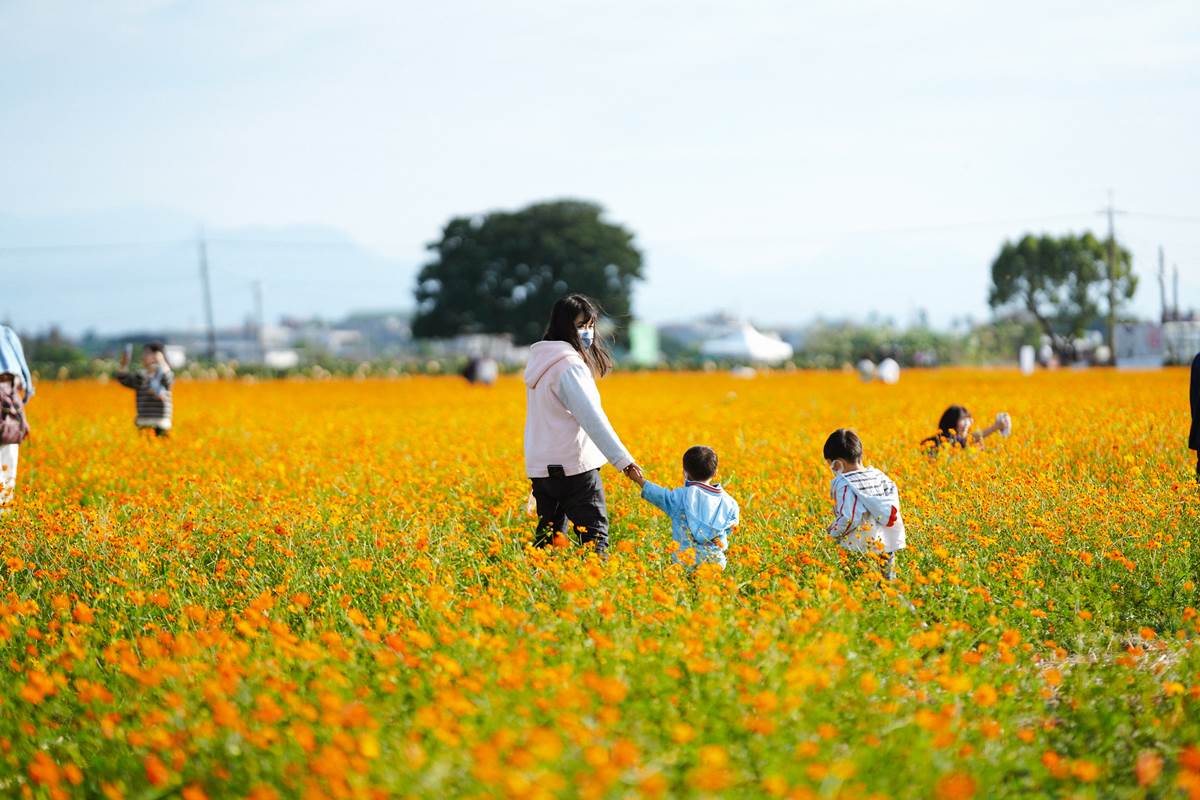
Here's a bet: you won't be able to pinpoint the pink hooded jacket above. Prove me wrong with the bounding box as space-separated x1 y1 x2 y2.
524 341 634 478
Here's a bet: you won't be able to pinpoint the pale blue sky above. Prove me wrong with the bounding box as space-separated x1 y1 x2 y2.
2 0 1198 333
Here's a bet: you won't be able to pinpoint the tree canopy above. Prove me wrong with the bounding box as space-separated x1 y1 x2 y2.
988 232 1135 359
413 200 644 344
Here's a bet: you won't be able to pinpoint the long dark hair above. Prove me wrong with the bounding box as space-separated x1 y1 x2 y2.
937 404 971 435
920 404 972 453
542 294 614 378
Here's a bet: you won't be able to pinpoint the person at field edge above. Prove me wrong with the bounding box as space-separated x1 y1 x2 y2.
1190 351 1200 482
824 429 906 580
115 342 175 437
626 445 740 570
921 404 1011 454
524 294 642 555
0 324 34 512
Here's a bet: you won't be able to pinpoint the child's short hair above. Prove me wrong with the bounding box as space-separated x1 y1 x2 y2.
143 341 165 355
823 429 863 462
683 445 718 481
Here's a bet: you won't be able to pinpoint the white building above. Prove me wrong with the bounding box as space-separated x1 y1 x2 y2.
1164 320 1200 364
700 323 795 364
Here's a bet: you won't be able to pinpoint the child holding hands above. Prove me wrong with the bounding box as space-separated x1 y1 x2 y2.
629 445 739 570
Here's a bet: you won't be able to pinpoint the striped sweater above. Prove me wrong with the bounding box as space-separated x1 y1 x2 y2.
115 367 174 429
827 467 906 554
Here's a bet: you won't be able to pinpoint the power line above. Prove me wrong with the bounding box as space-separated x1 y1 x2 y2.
0 239 189 255
1 209 1197 256
1124 211 1200 224
843 211 1097 236
0 237 365 255
3 274 198 296
0 213 1103 254
207 238 359 247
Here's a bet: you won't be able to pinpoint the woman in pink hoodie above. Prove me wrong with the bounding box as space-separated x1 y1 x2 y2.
524 295 642 555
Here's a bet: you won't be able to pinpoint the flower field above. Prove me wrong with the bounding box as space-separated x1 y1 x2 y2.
2 368 1198 799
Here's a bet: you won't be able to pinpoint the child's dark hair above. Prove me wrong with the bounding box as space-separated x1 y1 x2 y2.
823 429 863 463
143 341 165 355
937 405 970 434
683 445 718 481
542 294 613 378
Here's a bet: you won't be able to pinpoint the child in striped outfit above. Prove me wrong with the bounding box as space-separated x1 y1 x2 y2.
115 342 174 437
823 429 906 579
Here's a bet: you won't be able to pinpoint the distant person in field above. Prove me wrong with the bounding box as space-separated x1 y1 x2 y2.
115 342 174 437
462 356 499 386
824 429 906 580
626 445 740 570
524 294 643 556
0 325 34 512
1190 352 1200 482
921 404 1011 454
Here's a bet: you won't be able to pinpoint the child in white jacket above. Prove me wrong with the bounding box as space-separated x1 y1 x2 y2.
823 429 906 580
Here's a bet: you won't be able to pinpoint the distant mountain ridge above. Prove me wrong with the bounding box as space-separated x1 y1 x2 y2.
1 209 416 335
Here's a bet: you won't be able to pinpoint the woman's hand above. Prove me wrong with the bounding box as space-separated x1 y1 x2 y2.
995 412 1012 436
623 463 645 487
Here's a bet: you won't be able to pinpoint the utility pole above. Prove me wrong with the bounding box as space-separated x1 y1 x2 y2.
1173 264 1180 320
252 280 265 363
1100 191 1124 364
198 228 217 361
1157 247 1168 323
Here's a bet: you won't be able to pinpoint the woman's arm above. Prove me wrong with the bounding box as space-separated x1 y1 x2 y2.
114 370 144 390
150 368 174 401
556 364 635 471
972 412 1011 443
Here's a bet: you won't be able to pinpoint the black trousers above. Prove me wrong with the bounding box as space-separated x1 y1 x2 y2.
530 468 609 554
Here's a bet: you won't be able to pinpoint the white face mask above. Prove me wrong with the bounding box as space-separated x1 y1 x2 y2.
577 328 594 349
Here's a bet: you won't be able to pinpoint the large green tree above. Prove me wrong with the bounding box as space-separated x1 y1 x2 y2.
988 232 1135 360
413 200 644 344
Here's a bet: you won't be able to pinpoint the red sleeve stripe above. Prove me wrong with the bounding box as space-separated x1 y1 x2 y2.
842 495 858 535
